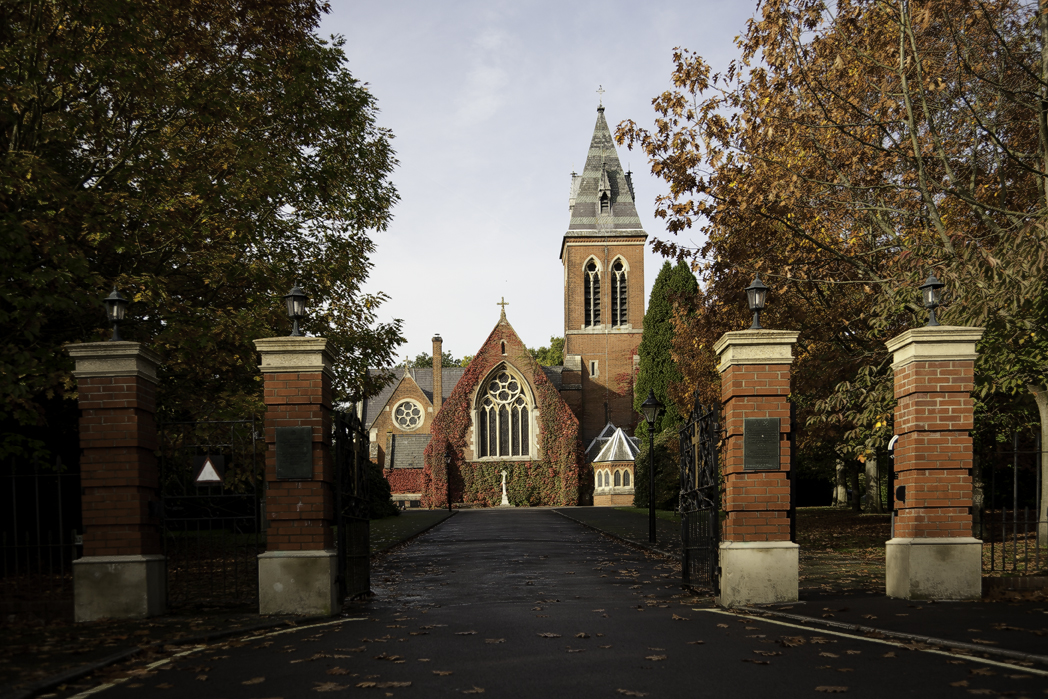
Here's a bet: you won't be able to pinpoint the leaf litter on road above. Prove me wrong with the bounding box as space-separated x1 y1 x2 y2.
815 687 848 693
242 677 265 685
616 690 647 697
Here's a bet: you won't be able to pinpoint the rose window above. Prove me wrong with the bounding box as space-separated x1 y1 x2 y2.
393 400 423 430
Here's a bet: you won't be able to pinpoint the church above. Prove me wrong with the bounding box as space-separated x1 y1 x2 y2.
360 105 644 508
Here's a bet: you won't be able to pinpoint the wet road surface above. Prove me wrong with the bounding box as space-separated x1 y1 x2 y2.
56 509 1048 698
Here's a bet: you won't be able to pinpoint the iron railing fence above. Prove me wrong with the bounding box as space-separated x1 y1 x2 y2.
977 508 1046 575
0 457 82 620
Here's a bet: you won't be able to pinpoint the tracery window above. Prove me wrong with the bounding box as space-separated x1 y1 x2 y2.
623 470 631 487
596 471 604 488
611 259 627 327
584 261 601 327
477 369 530 458
393 400 423 431
614 470 621 487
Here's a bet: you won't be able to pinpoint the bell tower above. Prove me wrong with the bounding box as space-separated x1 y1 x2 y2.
561 105 646 445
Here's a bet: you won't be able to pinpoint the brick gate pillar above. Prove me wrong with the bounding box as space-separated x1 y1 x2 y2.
885 326 984 600
66 342 165 622
714 330 800 607
254 337 338 616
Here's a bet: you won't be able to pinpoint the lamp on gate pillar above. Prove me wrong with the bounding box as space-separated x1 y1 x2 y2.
104 287 129 342
445 451 453 512
918 272 945 327
641 389 664 544
283 284 308 337
745 275 769 330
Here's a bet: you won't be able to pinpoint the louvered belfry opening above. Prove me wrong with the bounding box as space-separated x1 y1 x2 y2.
477 368 530 458
584 261 601 327
611 259 627 327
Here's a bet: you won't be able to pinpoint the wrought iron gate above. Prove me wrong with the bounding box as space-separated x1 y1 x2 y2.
158 419 265 610
334 410 371 601
679 395 721 592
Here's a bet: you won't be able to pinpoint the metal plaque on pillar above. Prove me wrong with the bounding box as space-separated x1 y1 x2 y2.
744 418 780 471
276 426 313 479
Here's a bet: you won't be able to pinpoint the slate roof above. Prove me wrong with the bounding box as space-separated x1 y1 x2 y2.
362 367 466 428
540 365 564 389
387 433 430 469
586 422 640 463
593 428 641 463
565 107 647 237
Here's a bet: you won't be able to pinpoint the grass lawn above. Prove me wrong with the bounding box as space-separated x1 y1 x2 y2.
370 509 454 554
614 506 681 523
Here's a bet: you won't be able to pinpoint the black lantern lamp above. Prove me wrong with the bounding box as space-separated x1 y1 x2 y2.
640 389 664 544
918 273 944 327
104 287 129 341
283 284 307 337
745 275 769 329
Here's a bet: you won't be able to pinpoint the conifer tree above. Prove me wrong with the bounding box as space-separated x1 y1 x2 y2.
633 261 698 440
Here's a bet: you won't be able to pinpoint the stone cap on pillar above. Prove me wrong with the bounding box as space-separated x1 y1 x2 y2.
713 330 800 374
885 326 984 371
66 342 162 383
254 337 333 376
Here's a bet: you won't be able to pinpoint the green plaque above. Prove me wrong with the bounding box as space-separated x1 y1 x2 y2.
744 418 780 471
276 426 313 479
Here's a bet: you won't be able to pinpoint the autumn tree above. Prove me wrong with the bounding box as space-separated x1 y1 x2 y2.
1 0 404 458
619 0 1048 475
410 351 459 368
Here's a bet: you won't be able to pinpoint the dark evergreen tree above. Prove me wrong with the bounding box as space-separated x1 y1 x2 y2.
633 261 698 441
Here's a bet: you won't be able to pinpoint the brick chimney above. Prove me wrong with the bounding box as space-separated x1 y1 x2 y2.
432 334 443 412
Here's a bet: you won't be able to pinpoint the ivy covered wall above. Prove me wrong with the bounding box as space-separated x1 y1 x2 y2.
421 319 582 507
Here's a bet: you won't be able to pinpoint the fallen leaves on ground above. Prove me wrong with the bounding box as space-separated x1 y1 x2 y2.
242 677 265 685
575 633 590 639
195 675 207 681
687 641 705 645
155 683 174 689
314 682 348 692
462 686 485 694
484 639 505 644
950 680 969 687
970 667 997 676
716 624 729 629
356 681 412 689
815 687 848 693
742 659 770 665
537 633 561 639
326 668 351 675
455 631 477 636
819 652 839 658
433 671 453 676
672 614 689 621
645 655 667 661
753 651 781 657
616 690 647 697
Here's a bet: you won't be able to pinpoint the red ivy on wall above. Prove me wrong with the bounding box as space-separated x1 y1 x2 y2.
385 468 423 493
420 323 582 508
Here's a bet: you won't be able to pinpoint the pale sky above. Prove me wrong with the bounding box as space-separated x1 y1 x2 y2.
320 0 758 364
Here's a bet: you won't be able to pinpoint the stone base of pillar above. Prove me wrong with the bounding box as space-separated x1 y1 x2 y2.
73 555 166 622
886 537 982 600
718 541 799 607
258 550 339 616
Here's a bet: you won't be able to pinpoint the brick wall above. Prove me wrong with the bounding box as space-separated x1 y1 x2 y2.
720 362 792 542
892 359 975 538
77 375 161 557
262 371 334 551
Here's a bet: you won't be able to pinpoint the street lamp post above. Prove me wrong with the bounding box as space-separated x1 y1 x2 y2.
640 389 664 544
445 451 453 513
745 275 769 329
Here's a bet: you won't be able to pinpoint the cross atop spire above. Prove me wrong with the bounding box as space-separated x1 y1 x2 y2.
497 297 509 321
596 84 605 108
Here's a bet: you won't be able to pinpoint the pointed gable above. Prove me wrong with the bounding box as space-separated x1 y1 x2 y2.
592 428 640 463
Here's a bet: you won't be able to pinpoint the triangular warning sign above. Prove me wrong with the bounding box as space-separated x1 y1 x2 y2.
194 454 225 485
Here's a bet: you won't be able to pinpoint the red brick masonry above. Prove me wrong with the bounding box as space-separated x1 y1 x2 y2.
720 362 792 542
262 370 334 551
892 359 976 538
77 374 162 557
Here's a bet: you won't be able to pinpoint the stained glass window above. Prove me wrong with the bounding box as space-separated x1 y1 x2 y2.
477 369 530 458
393 400 422 430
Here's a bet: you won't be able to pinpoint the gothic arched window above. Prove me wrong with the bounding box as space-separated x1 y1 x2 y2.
596 471 603 488
611 259 627 327
614 470 622 487
477 368 530 458
584 261 601 327
623 469 631 487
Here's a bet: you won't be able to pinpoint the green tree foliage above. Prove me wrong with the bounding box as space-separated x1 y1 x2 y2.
634 261 698 440
366 461 400 519
1 0 404 455
410 350 459 368
528 337 564 367
632 427 679 510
